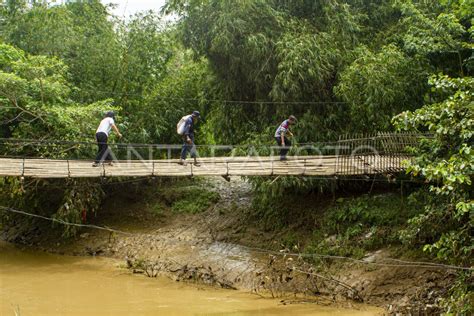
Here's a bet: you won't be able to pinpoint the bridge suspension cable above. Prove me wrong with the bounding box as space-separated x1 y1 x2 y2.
0 205 471 272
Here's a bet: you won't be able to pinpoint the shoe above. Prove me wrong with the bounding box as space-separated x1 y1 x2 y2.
193 161 201 167
178 160 187 166
92 162 100 167
107 162 114 166
280 157 288 161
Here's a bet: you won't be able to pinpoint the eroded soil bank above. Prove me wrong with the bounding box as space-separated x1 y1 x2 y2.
2 177 454 315
1 241 383 316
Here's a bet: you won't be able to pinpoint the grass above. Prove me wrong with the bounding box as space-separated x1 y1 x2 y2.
305 193 425 259
148 202 166 215
155 182 220 214
170 187 220 214
136 178 221 215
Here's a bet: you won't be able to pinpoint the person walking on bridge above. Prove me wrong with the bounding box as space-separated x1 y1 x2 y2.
178 111 201 166
275 115 297 161
92 111 122 167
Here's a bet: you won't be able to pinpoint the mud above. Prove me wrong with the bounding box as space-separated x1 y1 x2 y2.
2 241 384 316
2 177 455 315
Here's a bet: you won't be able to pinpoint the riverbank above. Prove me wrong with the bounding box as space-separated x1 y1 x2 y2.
1 241 384 316
1 177 455 314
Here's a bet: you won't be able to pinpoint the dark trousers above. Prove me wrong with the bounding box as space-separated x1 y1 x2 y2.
95 132 112 163
275 136 291 158
181 134 197 160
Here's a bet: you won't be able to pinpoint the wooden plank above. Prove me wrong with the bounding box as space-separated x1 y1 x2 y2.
69 161 103 178
23 159 68 177
0 156 409 178
0 158 23 176
153 162 192 176
191 162 227 176
149 155 339 164
104 162 154 177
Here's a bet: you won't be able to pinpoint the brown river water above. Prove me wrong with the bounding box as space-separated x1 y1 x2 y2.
0 241 382 316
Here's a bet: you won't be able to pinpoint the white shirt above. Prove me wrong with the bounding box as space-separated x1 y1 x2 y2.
274 119 290 137
96 117 115 136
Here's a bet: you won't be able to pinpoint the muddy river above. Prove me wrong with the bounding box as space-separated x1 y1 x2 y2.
0 241 382 315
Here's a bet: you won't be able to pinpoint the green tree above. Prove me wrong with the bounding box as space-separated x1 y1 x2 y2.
3 0 122 102
394 74 473 265
140 46 214 145
0 44 119 235
116 12 172 100
393 74 473 314
395 0 473 76
335 44 427 131
112 12 175 144
0 48 71 132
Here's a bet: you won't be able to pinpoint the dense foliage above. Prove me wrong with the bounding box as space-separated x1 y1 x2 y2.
393 75 473 313
0 0 472 311
394 75 473 266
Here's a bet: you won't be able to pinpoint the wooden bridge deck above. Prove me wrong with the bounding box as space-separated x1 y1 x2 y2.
0 155 410 178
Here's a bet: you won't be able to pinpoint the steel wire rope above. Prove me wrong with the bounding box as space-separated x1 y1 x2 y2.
0 137 344 148
0 136 420 162
61 86 350 104
0 86 349 106
20 176 430 185
0 205 472 271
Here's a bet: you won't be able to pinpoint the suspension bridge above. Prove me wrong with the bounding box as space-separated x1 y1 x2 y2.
0 133 423 179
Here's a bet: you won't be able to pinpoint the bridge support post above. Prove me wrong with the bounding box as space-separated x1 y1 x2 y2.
21 158 25 181
331 178 336 201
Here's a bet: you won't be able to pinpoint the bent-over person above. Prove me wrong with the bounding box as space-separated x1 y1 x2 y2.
92 111 122 167
274 115 297 161
179 111 201 166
